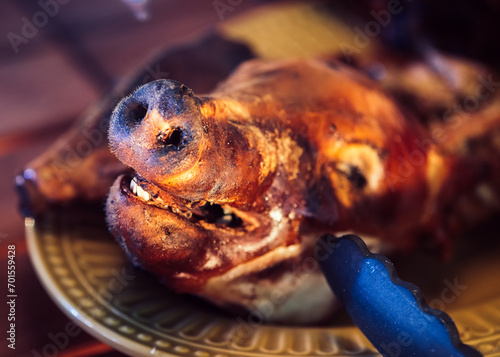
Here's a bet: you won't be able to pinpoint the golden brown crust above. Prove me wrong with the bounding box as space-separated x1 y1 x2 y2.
105 56 500 309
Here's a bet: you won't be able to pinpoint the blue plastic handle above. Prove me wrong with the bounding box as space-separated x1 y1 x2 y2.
317 234 481 357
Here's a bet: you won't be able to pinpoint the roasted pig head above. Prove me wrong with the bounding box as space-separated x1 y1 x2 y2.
106 57 500 323
15 35 253 217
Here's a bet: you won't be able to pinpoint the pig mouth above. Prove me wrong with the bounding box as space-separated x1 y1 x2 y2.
119 174 245 229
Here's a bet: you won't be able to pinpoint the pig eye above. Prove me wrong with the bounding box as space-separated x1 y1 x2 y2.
124 101 148 126
157 128 184 148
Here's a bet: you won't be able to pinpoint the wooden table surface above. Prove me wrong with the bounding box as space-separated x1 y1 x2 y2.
0 1 269 356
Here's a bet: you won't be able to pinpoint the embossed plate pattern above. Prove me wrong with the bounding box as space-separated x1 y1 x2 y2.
26 208 500 356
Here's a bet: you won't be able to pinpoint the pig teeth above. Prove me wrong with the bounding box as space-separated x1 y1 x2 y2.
130 178 138 194
137 185 151 201
130 177 150 201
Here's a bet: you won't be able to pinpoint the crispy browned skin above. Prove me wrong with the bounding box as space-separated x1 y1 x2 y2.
105 57 500 312
15 35 253 216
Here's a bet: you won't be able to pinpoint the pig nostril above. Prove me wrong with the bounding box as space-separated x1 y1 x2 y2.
157 128 183 148
124 102 148 126
166 129 183 147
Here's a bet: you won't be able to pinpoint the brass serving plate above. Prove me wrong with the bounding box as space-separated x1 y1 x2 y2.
26 207 500 356
26 2 500 356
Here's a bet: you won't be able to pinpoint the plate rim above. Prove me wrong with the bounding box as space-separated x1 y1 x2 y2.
25 217 185 357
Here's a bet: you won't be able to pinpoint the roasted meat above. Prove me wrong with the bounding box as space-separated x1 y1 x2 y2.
15 35 254 216
105 57 500 323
